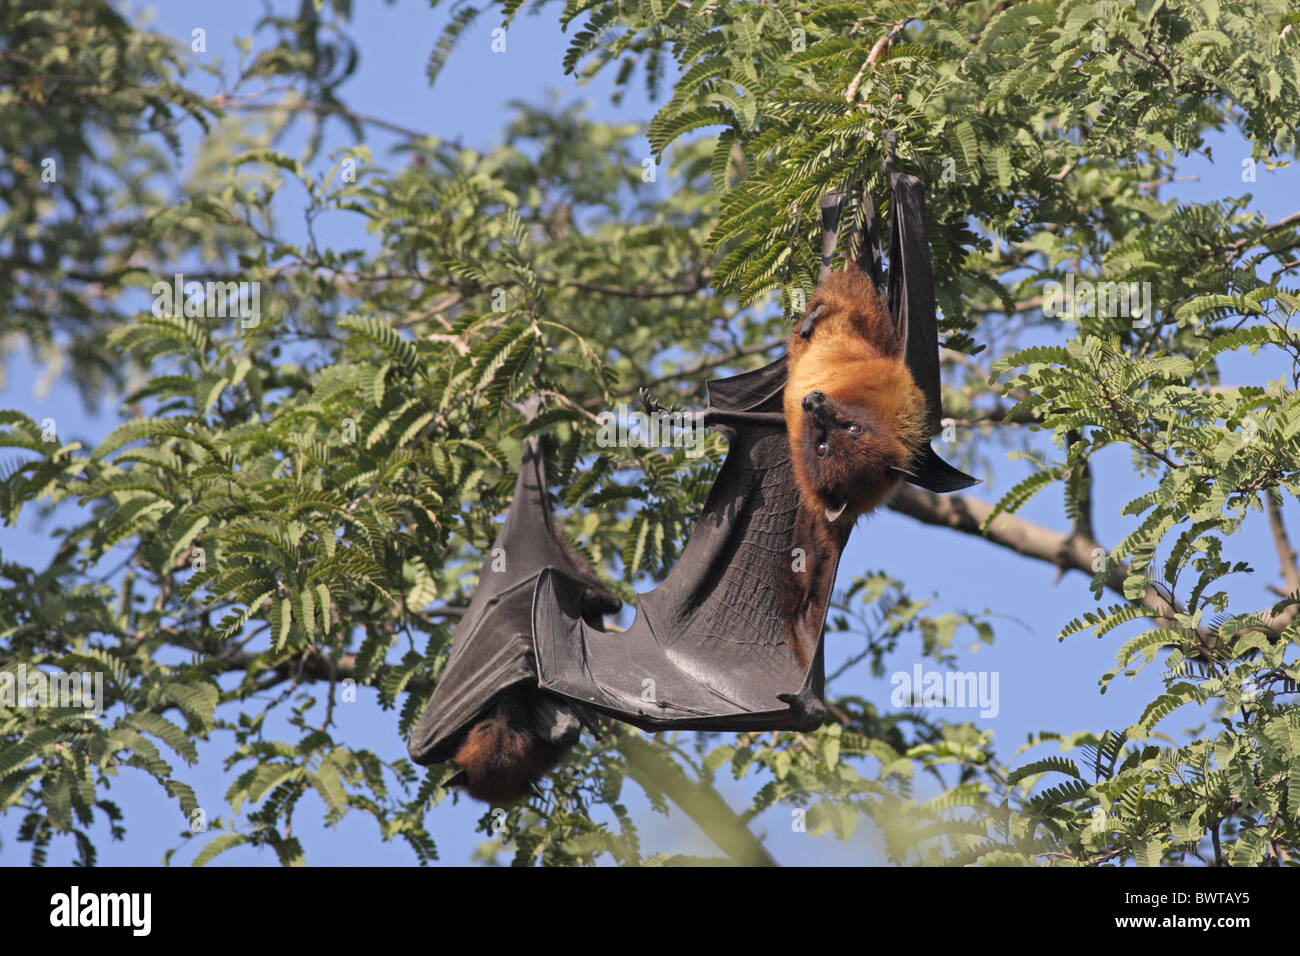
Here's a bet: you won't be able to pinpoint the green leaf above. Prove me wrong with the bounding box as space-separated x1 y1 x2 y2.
192 832 251 867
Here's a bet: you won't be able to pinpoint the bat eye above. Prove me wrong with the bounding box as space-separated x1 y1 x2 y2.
815 442 829 458
847 423 862 435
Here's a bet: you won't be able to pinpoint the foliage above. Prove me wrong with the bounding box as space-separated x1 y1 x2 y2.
1 0 1299 865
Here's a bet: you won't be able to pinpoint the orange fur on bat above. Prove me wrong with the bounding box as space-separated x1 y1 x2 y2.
450 691 567 805
784 263 927 525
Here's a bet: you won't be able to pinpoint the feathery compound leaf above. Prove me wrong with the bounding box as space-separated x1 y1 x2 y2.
192 832 252 867
161 681 218 727
982 465 1065 531
339 315 420 371
1008 757 1082 785
128 712 198 764
1135 683 1202 734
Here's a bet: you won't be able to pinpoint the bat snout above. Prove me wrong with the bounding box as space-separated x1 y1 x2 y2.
801 390 837 427
801 390 827 413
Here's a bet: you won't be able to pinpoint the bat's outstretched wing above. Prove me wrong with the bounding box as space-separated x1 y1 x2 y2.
470 150 974 740
407 434 620 766
532 358 839 732
884 166 980 493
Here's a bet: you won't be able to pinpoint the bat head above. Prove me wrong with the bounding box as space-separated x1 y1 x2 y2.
784 261 929 524
795 380 923 522
450 690 576 804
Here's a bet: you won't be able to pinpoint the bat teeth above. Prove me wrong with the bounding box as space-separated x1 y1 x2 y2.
823 501 848 523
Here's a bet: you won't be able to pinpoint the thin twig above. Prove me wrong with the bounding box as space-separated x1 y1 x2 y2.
845 20 910 104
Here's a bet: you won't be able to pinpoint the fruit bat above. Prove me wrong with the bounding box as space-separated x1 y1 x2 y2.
407 154 978 801
531 159 978 734
406 419 622 803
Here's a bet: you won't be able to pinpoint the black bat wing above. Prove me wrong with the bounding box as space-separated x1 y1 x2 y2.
885 169 981 493
532 357 840 732
407 435 620 766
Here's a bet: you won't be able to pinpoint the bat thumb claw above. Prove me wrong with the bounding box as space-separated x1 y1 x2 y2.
777 691 827 731
639 386 676 416
573 705 605 741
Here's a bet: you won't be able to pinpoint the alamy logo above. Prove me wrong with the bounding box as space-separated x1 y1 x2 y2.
595 405 707 458
49 886 151 936
152 273 260 328
890 664 1000 718
0 663 103 717
1042 273 1152 327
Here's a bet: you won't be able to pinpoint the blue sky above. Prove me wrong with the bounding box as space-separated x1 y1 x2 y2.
1 0 1295 865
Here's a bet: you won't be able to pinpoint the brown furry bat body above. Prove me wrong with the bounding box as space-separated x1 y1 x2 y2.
450 538 619 805
784 263 927 526
450 690 571 805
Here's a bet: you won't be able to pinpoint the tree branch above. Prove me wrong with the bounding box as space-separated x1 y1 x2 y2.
213 93 436 143
542 274 711 299
888 485 1194 632
1262 491 1300 635
615 342 776 401
616 736 777 866
845 20 910 104
1265 491 1300 594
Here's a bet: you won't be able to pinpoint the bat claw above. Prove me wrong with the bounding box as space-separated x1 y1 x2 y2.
777 692 808 723
639 386 674 416
777 691 827 731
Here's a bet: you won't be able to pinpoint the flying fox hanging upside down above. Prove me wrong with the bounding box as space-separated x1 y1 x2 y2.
433 277 914 803
783 262 928 527
447 533 621 805
409 160 979 806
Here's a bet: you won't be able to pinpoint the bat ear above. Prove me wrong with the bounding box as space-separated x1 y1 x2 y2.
893 443 980 493
798 304 824 339
441 770 469 790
